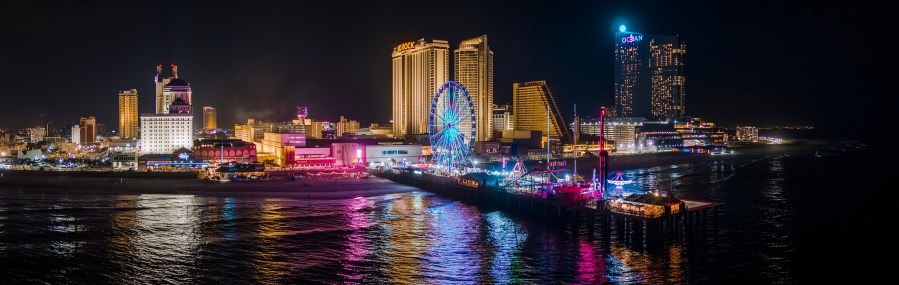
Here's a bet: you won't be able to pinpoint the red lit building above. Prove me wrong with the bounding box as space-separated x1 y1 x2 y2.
193 139 257 164
293 147 335 167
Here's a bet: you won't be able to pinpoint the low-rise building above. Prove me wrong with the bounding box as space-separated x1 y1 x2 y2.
608 193 685 218
492 104 514 132
363 144 422 167
233 119 271 143
297 118 324 139
256 132 305 166
27 127 46 143
336 116 360 137
605 117 644 153
367 123 393 137
331 142 363 167
294 147 334 167
735 126 759 143
109 151 138 169
675 118 727 146
193 139 258 164
138 148 208 171
459 172 501 189
18 149 44 160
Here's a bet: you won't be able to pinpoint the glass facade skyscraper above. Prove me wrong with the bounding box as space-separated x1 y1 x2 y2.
614 30 686 121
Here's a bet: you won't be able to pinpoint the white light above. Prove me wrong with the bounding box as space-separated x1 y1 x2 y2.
619 25 627 32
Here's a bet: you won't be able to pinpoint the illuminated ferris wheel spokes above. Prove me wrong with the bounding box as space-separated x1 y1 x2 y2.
429 81 476 171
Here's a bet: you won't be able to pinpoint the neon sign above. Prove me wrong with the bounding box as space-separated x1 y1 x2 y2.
396 41 416 52
620 34 643 44
178 152 189 161
548 160 566 167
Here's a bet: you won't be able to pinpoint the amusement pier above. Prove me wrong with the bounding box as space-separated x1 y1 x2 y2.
374 169 722 243
376 84 722 242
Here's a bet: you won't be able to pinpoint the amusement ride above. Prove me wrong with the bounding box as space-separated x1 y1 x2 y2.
428 81 476 174
422 81 629 204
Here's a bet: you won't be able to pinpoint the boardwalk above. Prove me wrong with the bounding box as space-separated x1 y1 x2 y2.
374 170 722 243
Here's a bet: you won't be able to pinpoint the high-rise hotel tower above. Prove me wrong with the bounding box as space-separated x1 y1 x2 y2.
142 65 194 154
154 64 192 115
392 39 450 138
118 89 139 138
203 106 217 129
614 27 686 121
513 81 571 144
454 35 494 141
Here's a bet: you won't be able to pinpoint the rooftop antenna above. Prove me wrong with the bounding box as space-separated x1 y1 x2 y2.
546 103 551 169
599 107 608 196
573 104 578 184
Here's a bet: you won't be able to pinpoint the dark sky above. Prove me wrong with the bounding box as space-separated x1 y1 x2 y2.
0 1 888 136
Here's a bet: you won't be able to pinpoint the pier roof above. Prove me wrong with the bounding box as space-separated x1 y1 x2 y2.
622 193 683 206
460 172 495 182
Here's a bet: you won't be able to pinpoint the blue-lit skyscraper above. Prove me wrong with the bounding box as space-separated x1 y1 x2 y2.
614 27 686 121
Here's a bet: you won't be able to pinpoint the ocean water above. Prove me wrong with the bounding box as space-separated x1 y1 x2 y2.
0 142 890 284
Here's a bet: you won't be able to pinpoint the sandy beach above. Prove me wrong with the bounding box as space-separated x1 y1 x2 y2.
0 175 423 199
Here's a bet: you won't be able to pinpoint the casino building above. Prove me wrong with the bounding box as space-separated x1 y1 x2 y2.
193 139 258 164
140 65 194 154
614 26 686 122
391 39 450 138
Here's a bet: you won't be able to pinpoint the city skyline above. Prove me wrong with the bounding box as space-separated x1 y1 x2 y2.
0 3 890 283
0 1 886 139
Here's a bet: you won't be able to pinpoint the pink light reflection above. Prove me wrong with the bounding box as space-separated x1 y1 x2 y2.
575 240 608 284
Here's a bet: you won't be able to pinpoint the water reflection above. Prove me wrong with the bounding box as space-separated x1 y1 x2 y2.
606 244 649 283
339 196 372 282
253 199 291 283
135 195 203 282
575 240 605 284
759 158 793 284
422 200 480 284
382 193 431 284
47 208 84 257
0 146 824 284
485 211 526 283
222 197 237 241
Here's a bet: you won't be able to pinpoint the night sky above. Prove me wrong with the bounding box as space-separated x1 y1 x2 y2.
0 1 887 137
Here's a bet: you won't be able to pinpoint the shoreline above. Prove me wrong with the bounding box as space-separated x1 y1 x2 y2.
0 175 423 200
0 141 835 200
484 142 823 177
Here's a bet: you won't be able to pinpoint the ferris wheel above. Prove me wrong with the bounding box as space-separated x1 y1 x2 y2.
428 81 476 171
